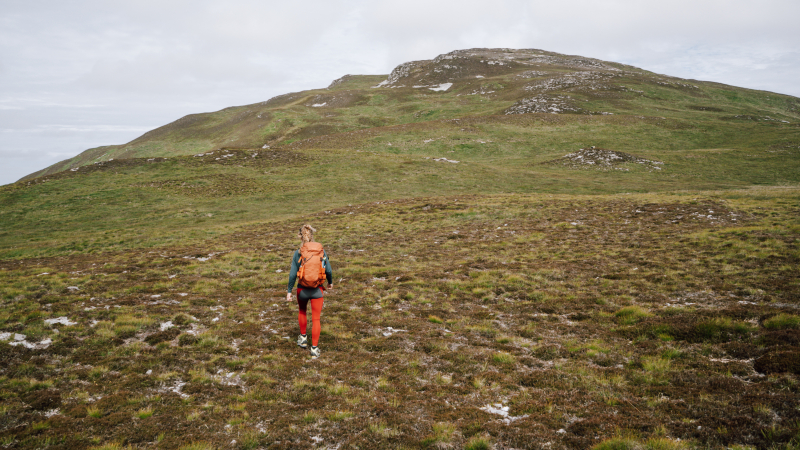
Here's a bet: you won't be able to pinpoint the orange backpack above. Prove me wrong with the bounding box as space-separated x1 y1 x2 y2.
297 242 326 288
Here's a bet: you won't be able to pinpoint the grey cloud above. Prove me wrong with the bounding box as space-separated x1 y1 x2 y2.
74 51 285 96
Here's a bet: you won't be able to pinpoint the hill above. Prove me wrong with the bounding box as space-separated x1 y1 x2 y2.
1 48 799 449
4 48 799 260
21 47 800 181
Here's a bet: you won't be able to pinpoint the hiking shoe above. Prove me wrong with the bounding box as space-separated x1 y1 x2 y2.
310 346 320 359
296 334 308 349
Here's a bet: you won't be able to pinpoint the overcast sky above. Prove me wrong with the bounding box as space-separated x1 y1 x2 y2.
1 0 798 185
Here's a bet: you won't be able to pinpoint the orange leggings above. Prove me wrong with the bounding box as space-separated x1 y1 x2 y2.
297 294 324 347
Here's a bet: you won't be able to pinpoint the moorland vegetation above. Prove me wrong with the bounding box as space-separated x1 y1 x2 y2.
1 48 799 449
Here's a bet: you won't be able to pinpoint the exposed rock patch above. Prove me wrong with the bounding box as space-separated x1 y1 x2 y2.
544 147 663 171
372 48 621 89
504 94 583 115
524 70 614 93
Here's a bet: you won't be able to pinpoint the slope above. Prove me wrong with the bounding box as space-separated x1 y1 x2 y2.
20 48 800 181
3 110 800 260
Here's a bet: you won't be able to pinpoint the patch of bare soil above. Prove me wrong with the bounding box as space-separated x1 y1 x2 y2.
544 147 664 171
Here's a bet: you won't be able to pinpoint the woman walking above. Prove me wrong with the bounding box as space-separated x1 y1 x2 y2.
286 224 332 359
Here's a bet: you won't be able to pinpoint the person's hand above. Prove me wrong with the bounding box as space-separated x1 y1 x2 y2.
285 292 293 302
328 284 333 290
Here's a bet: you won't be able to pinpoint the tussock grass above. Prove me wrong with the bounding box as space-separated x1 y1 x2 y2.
88 366 109 380
636 356 673 385
327 383 349 396
694 317 753 342
369 420 399 437
135 406 153 419
114 313 155 329
178 443 216 450
641 356 671 374
615 306 652 325
421 421 456 446
327 410 354 421
764 313 800 330
464 435 491 450
302 410 320 423
492 352 516 365
30 421 49 431
88 444 132 450
593 438 639 450
594 436 692 450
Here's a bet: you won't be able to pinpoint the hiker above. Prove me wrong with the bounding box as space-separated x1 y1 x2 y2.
286 224 333 359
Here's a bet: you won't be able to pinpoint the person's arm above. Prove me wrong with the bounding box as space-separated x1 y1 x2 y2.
286 250 299 301
324 251 333 288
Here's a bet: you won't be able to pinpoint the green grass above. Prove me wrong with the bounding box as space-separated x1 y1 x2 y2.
4 49 798 260
3 126 798 260
88 444 130 450
492 352 516 365
694 317 753 342
464 435 491 450
86 406 102 418
764 313 800 330
593 436 692 450
615 306 652 325
178 443 216 450
135 407 153 419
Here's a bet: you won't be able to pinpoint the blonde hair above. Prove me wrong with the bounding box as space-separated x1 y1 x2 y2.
298 224 316 243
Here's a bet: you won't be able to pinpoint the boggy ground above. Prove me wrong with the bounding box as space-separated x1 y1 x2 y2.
1 189 799 449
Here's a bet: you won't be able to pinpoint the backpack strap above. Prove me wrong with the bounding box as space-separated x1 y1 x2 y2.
296 250 306 280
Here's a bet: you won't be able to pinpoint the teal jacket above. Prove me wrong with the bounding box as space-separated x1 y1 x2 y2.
287 249 332 293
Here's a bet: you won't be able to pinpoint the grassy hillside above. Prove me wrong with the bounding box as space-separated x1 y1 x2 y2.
1 48 799 449
3 110 799 260
21 48 800 181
